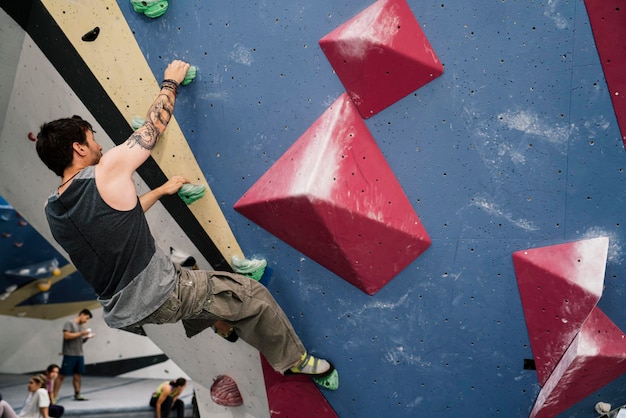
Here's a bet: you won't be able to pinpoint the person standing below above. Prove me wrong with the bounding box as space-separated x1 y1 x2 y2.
36 59 337 390
43 365 64 417
18 375 50 418
55 309 93 401
149 378 186 418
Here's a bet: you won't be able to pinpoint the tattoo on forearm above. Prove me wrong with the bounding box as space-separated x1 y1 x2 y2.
127 125 159 150
126 93 175 151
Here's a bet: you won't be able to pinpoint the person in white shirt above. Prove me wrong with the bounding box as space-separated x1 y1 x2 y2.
18 375 49 418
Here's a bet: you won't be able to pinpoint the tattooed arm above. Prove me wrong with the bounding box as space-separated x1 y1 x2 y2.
127 78 178 153
95 60 190 211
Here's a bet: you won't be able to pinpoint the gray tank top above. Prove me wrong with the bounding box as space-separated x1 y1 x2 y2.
45 166 175 328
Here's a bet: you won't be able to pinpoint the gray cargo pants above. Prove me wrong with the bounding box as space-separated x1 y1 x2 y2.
125 264 305 373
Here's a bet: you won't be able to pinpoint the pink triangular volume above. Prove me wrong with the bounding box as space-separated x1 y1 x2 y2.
234 94 431 295
319 0 443 119
512 237 608 386
584 0 626 146
261 356 338 417
530 307 626 418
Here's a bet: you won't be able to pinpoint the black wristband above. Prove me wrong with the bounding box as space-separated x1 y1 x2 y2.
161 79 179 95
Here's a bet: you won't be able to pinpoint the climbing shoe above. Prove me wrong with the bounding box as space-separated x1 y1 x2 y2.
213 325 239 343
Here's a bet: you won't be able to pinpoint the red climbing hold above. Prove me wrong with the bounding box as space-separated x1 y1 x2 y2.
319 0 443 119
261 356 338 417
28 132 36 141
512 237 607 386
584 0 626 146
530 307 626 418
234 94 431 295
210 375 243 407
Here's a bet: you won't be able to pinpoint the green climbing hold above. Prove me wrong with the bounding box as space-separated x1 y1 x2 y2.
130 0 147 13
130 0 168 18
312 369 339 391
182 66 197 86
130 0 159 13
232 256 267 281
131 116 145 131
178 183 205 205
144 1 169 18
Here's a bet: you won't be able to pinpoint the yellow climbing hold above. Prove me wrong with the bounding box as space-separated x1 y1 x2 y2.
37 279 52 292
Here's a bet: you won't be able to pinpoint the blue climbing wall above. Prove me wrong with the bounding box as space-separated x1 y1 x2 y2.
84 0 626 416
116 1 626 416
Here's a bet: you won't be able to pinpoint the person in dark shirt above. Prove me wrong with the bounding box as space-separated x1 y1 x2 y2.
36 60 337 390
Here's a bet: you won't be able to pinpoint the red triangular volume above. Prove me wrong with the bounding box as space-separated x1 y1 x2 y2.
512 237 608 386
210 375 243 407
584 0 626 147
234 94 431 295
319 0 443 119
261 356 338 418
530 307 626 418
